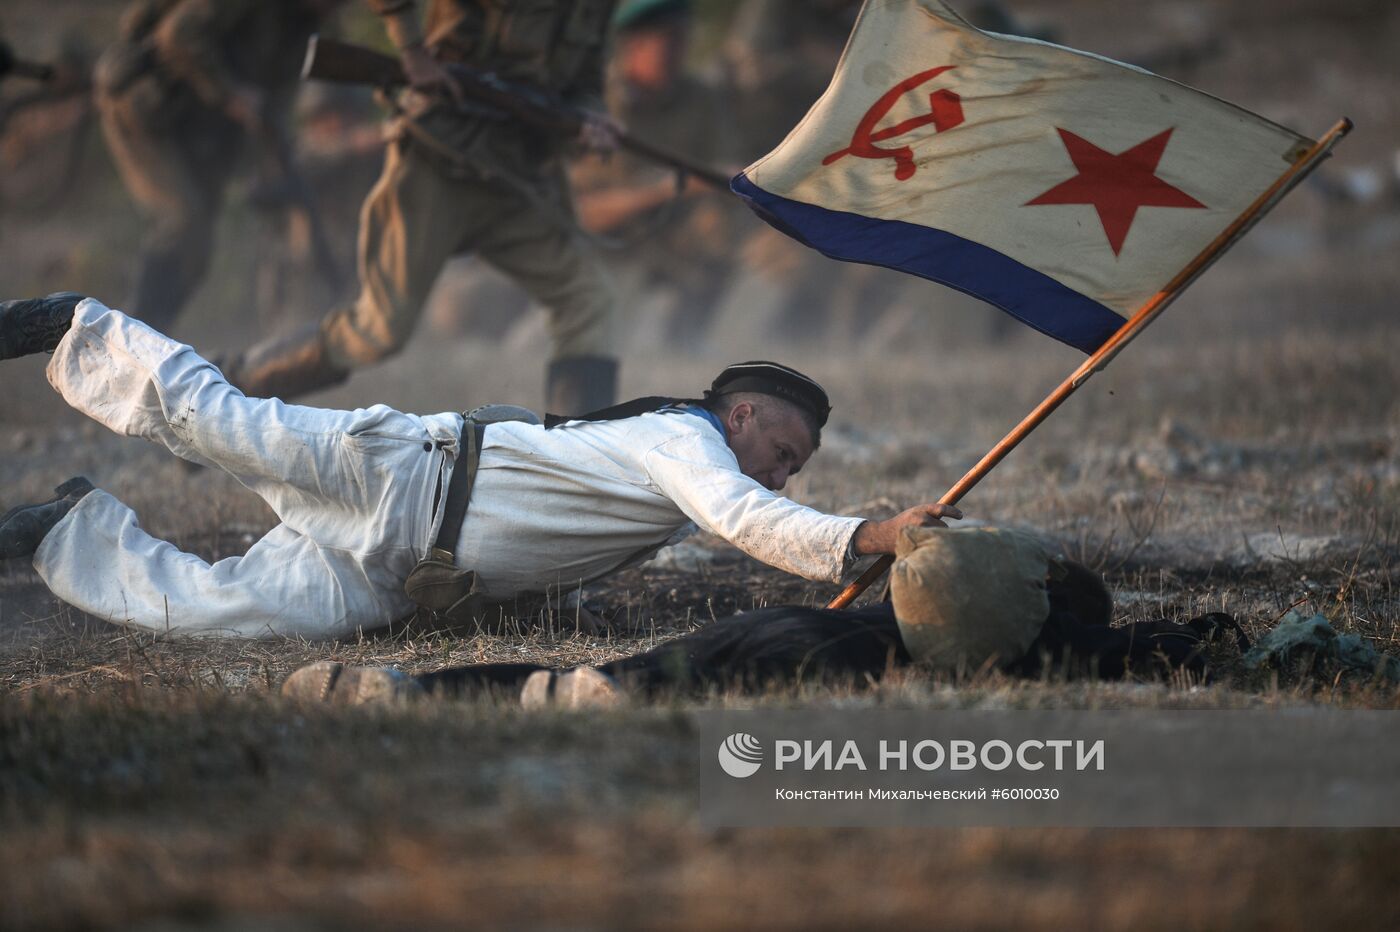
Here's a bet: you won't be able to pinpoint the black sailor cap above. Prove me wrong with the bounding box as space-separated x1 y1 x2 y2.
707 361 832 428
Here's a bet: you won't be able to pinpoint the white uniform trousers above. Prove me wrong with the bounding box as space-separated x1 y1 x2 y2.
32 299 462 638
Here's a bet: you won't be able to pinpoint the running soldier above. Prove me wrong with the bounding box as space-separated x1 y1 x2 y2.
571 0 748 347
94 0 349 333
222 0 625 417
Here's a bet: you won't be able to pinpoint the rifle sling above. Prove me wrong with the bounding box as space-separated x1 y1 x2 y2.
544 395 701 429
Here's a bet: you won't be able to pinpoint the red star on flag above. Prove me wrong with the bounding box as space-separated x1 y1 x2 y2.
1026 128 1206 255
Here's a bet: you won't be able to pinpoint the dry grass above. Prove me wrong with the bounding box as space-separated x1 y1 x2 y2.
5 0 1400 926
5 204 1400 932
7 689 1400 931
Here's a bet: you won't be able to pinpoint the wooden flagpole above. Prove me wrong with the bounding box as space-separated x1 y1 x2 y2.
827 117 1353 610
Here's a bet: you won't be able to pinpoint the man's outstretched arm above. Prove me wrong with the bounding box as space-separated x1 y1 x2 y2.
851 503 964 556
644 436 965 582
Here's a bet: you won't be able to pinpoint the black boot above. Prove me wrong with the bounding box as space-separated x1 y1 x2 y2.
0 292 86 360
0 476 94 559
544 355 618 418
219 322 349 401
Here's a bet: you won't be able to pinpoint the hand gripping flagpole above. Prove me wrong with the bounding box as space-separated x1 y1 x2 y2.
828 116 1353 610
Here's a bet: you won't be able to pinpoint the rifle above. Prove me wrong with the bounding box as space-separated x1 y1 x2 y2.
0 40 93 216
301 35 732 190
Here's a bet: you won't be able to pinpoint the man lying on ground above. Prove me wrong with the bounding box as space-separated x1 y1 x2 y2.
282 560 1248 707
0 293 958 638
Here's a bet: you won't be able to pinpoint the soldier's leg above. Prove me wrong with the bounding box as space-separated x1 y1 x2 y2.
33 498 408 638
414 662 549 699
98 95 224 333
598 603 907 697
281 660 547 705
46 299 449 541
475 185 619 415
227 141 469 399
489 603 906 708
286 605 908 705
327 140 471 366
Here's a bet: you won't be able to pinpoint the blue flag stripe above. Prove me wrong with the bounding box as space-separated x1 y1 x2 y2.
731 173 1126 354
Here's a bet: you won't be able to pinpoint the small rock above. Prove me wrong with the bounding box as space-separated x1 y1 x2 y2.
1238 532 1350 565
645 540 728 573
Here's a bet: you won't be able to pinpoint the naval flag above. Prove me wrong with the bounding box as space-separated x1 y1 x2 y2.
730 0 1314 353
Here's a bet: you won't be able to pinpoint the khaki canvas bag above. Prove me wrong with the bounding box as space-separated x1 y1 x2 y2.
891 526 1051 672
404 421 487 624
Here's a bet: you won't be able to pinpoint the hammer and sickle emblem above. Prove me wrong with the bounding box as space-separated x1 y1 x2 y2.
822 66 965 181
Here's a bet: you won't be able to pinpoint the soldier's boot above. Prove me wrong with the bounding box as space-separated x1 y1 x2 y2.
0 293 86 360
0 476 94 559
544 355 618 418
519 665 624 710
281 661 425 705
220 322 349 401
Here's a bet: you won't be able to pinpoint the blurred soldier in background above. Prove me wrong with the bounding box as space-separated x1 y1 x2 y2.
223 0 624 417
721 0 860 156
0 34 94 235
94 0 349 334
250 84 383 334
571 0 747 347
724 0 1048 144
0 37 55 86
713 0 898 349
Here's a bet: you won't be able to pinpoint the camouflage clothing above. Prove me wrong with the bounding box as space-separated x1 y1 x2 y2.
95 0 323 332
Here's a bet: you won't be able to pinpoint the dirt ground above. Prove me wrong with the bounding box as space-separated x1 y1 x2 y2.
4 0 1400 929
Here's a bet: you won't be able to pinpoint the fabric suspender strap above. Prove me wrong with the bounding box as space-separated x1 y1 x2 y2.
431 421 486 559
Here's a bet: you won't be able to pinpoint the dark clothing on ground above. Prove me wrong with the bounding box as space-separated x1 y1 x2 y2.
418 603 909 699
416 570 1248 700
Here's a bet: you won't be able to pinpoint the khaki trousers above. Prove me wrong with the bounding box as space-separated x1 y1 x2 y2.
323 139 617 368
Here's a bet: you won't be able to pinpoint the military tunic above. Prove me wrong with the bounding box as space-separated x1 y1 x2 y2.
319 0 619 375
